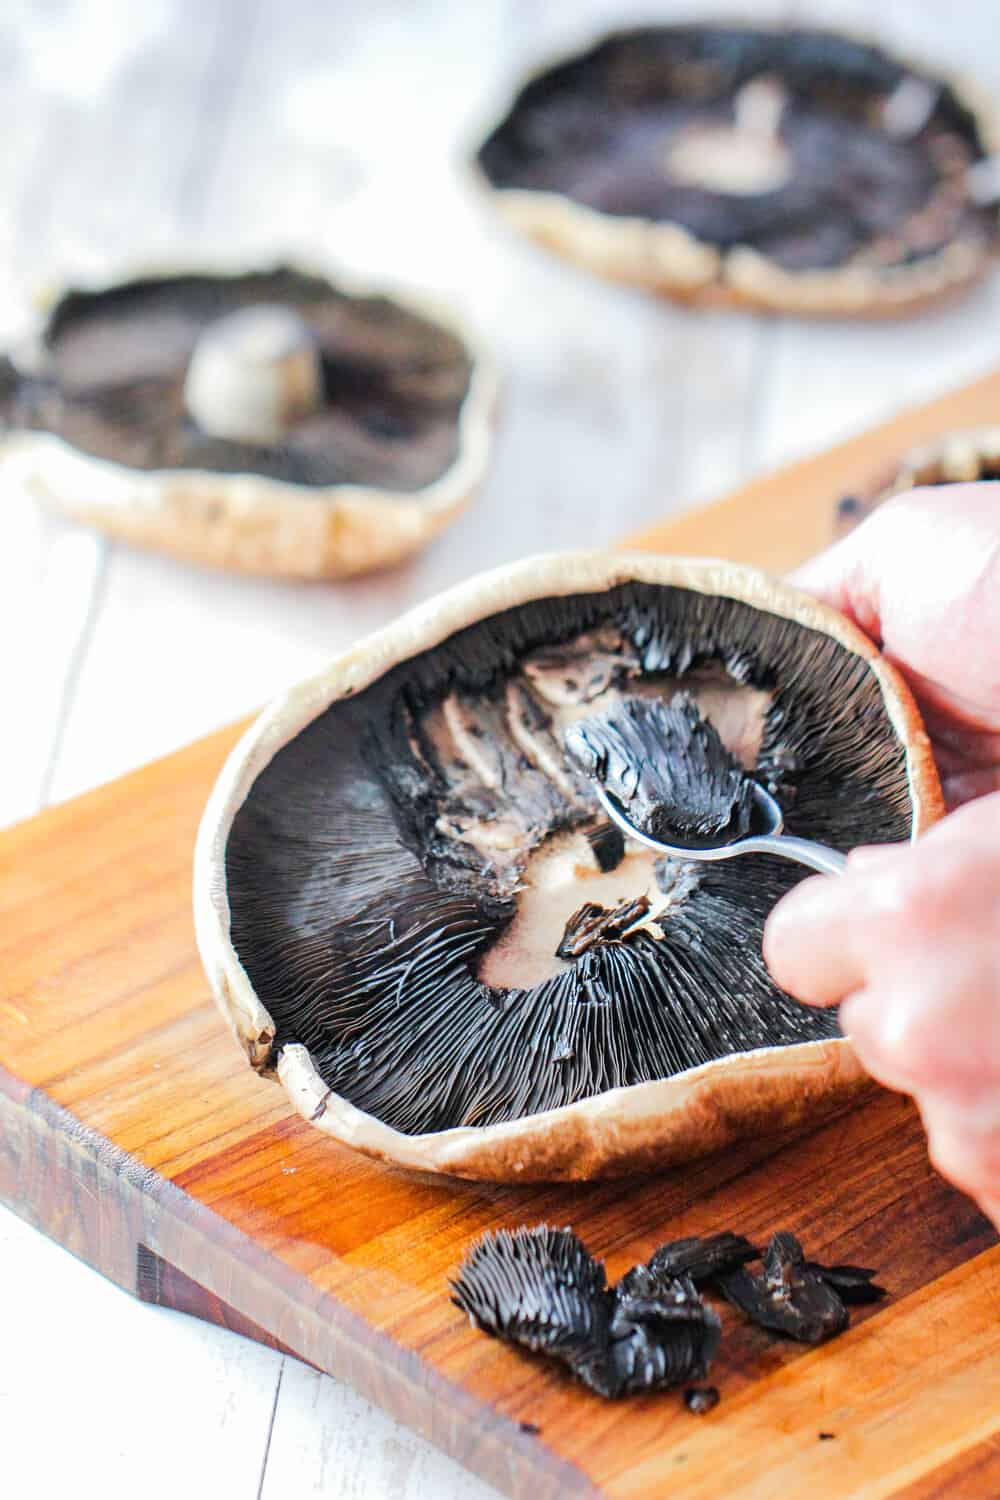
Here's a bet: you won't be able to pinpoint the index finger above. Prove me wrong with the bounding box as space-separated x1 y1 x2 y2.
763 869 870 1006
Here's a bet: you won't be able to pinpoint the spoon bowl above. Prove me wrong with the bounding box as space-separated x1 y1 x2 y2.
594 780 847 877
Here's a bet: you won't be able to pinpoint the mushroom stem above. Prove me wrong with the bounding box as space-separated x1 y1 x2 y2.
732 75 787 142
183 303 323 444
882 76 939 140
667 77 791 196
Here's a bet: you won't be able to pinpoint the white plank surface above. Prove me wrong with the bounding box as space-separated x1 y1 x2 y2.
0 1207 282 1500
1 2 997 1496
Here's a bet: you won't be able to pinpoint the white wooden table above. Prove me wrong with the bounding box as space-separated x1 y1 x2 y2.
2 2 998 1495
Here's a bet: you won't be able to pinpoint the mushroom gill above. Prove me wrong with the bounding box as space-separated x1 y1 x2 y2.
451 1223 885 1397
451 1226 722 1399
223 577 917 1138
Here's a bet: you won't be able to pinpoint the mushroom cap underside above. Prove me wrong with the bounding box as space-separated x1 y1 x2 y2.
474 24 1000 314
195 552 943 1180
0 264 496 578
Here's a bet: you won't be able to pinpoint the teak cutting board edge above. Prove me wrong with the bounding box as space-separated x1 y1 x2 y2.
3 368 1000 1500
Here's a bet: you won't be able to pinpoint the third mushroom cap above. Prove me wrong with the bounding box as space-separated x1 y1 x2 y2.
474 25 1000 315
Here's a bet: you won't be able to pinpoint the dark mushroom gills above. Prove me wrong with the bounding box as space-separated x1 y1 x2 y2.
450 1226 721 1400
452 1225 885 1399
717 1231 851 1344
0 267 474 489
224 579 914 1137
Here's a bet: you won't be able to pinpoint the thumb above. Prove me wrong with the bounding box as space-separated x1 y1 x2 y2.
787 528 885 646
789 481 1000 656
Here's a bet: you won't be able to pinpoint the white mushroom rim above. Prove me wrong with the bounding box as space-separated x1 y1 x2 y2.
194 551 942 1180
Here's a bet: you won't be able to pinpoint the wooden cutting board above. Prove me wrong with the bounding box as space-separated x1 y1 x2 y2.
3 369 1000 1500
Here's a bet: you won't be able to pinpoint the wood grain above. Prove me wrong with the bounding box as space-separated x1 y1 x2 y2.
3 373 1000 1499
893 1435 1000 1500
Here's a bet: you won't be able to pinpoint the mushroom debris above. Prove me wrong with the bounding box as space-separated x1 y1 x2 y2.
564 693 755 846
450 1227 722 1399
835 427 1000 537
0 265 494 578
451 1226 887 1402
221 571 921 1144
474 25 1000 315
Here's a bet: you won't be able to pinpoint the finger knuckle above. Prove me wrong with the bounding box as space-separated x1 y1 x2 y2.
891 1013 942 1085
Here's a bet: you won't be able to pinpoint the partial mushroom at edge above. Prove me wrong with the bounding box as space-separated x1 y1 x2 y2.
834 426 1000 536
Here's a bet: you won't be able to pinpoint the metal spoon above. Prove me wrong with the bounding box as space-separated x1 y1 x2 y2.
594 780 847 877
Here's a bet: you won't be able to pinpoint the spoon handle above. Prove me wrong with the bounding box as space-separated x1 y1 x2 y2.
761 836 848 877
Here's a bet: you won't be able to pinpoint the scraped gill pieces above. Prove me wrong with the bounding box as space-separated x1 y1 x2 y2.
474 25 1000 315
834 427 1000 537
450 1228 613 1395
564 693 755 846
451 1224 884 1400
0 265 494 578
646 1231 760 1286
555 896 651 960
203 556 942 1179
608 1266 721 1398
451 1226 720 1399
804 1261 889 1305
717 1231 850 1343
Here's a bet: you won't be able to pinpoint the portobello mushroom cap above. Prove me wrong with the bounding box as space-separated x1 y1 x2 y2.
194 552 943 1181
0 262 496 578
473 25 1000 316
835 426 1000 536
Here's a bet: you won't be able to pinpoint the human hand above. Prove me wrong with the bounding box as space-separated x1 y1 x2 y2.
792 483 1000 808
764 793 1000 1227
765 482 1000 1225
